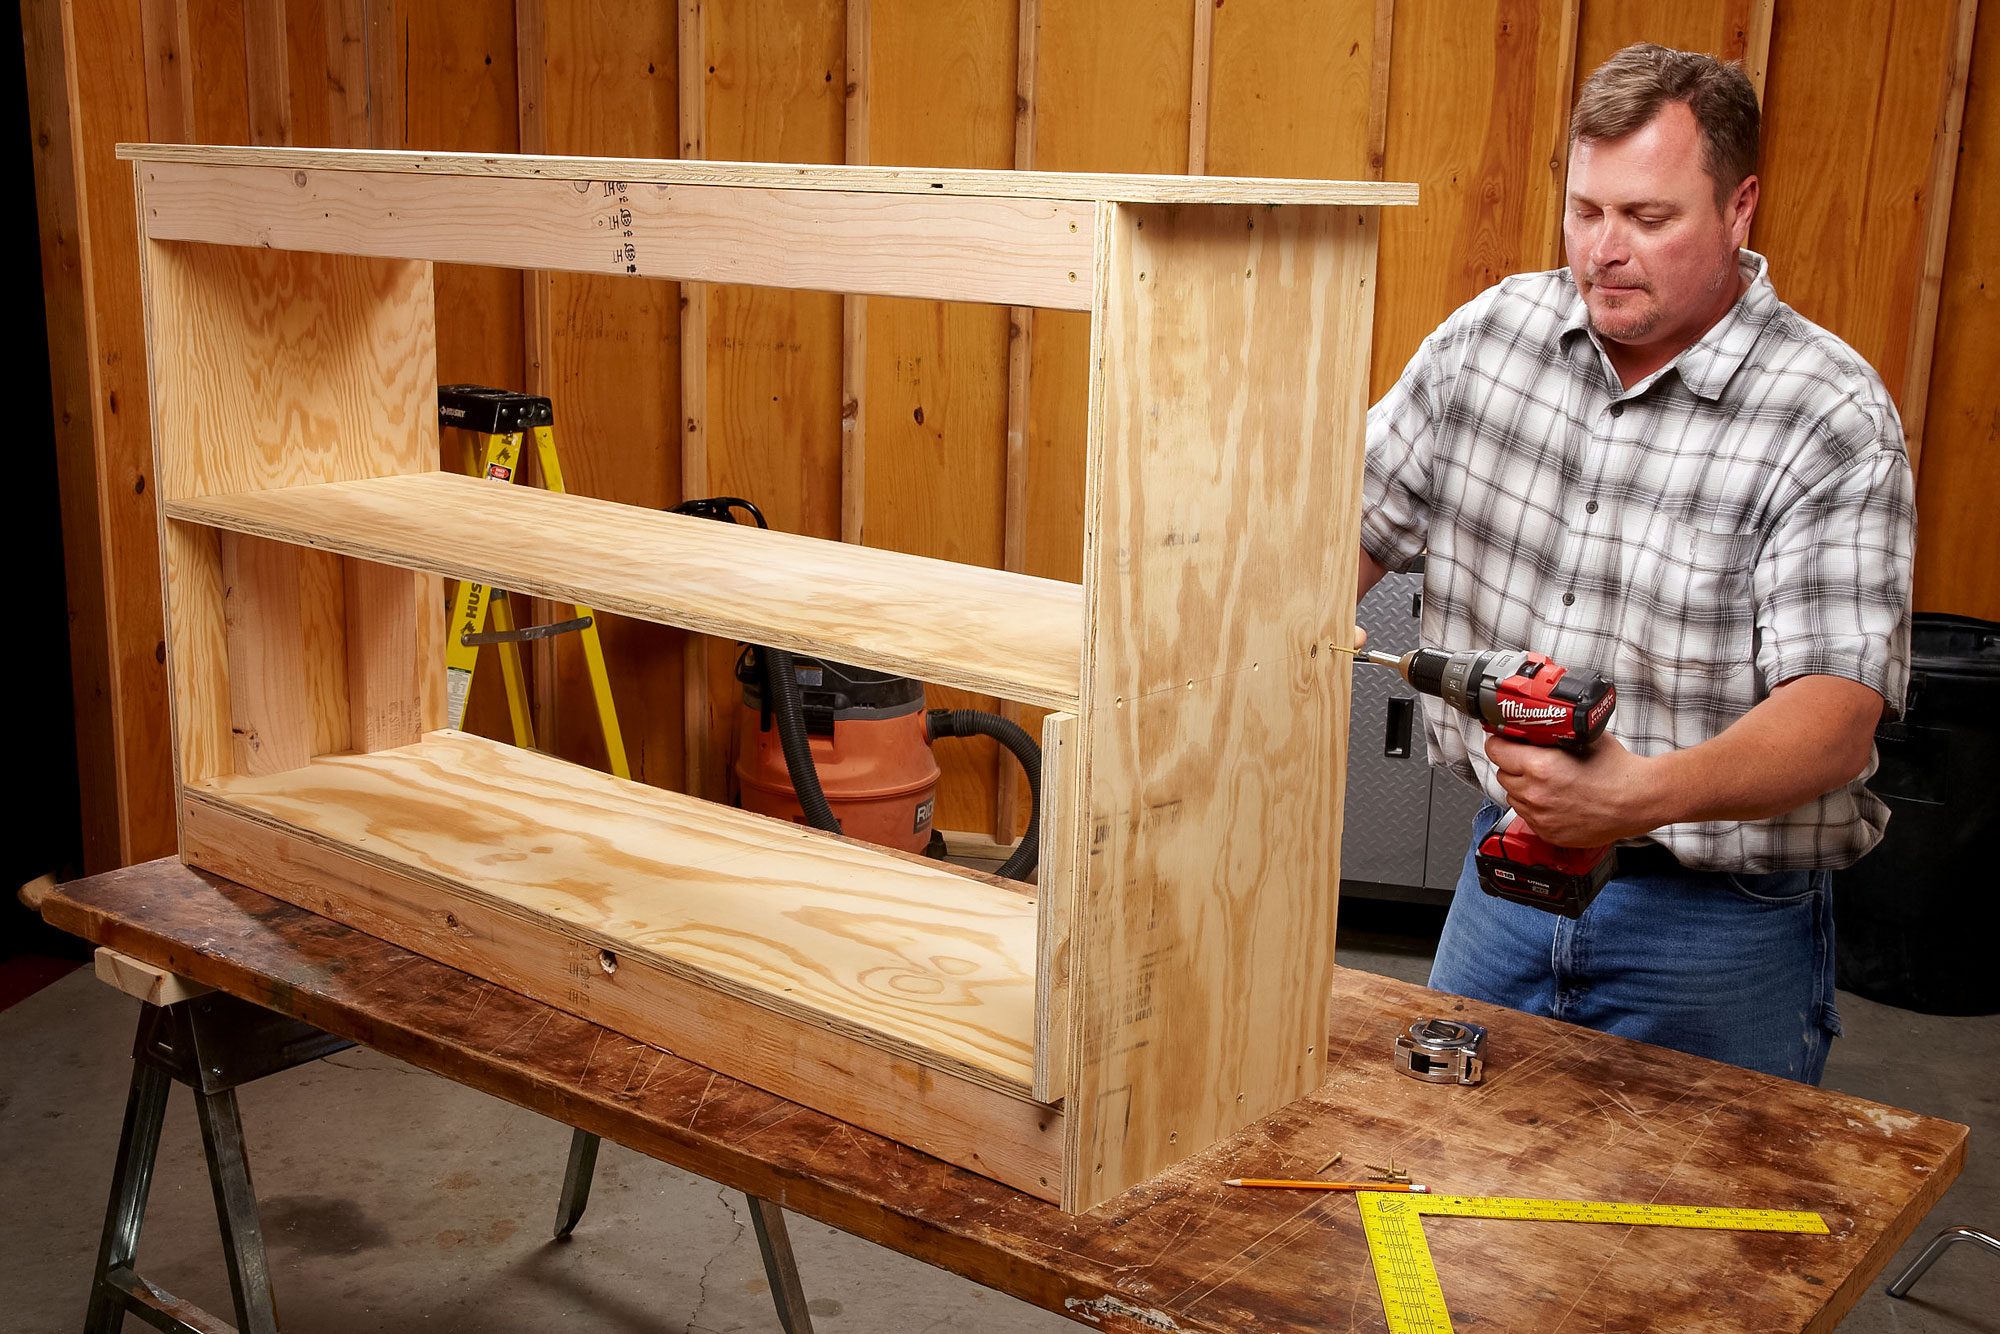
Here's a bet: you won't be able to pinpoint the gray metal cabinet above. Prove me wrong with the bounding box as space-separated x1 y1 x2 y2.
1340 567 1485 902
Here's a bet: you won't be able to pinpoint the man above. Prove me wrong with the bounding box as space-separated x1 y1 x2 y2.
1358 43 1914 1084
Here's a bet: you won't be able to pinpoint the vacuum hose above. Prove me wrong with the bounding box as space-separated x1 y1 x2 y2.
754 644 1043 881
927 709 1041 881
762 646 843 836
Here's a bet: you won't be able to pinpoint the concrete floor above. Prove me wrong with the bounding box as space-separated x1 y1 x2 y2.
0 910 1992 1332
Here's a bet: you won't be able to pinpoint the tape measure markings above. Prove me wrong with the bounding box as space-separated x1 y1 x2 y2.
1358 1194 1453 1333
1413 1195 1829 1233
1357 1192 1831 1333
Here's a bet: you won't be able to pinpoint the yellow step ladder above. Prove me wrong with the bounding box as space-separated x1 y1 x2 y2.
438 385 630 780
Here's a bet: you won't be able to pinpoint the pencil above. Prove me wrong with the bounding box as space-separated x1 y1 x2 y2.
1224 1178 1430 1193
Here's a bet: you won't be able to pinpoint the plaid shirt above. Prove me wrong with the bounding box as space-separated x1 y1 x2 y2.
1362 250 1914 872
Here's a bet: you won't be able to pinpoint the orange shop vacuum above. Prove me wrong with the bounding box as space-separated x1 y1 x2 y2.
669 497 1042 882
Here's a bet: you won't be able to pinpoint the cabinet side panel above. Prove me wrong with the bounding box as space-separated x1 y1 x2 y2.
219 533 311 775
147 245 437 500
144 243 438 785
1066 202 1377 1209
163 520 232 785
345 558 427 753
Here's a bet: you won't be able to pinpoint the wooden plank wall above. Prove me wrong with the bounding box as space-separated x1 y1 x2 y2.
1917 1 2000 619
30 0 1999 864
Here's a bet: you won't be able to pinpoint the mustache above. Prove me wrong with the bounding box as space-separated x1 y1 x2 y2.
1584 270 1651 292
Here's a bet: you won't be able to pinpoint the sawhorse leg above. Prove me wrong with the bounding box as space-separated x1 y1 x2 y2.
554 1129 815 1333
83 994 350 1334
552 1125 599 1240
1888 1224 1999 1297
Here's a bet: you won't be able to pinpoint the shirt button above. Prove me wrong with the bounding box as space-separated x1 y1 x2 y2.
1585 499 1599 514
1562 592 1576 607
1610 403 1624 418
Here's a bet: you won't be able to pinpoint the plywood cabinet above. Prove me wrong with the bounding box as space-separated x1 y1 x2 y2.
126 143 1412 1211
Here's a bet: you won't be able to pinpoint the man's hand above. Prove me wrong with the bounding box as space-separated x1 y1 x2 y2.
1484 732 1662 848
1484 675 1883 848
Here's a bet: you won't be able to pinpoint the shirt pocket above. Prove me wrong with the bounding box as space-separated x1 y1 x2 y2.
1617 510 1760 679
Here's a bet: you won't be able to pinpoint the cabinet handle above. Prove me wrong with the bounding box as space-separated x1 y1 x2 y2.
1384 696 1414 758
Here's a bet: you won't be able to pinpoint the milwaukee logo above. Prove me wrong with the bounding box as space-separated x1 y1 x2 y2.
1499 701 1570 724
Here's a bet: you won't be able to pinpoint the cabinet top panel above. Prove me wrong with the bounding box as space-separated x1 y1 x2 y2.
118 143 1418 207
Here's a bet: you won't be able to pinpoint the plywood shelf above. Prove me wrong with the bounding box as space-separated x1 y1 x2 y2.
168 471 1084 711
189 729 1041 1094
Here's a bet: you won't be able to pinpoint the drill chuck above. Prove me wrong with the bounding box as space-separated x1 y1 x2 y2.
1363 645 1613 749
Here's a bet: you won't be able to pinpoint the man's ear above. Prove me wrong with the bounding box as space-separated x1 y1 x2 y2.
1728 174 1760 247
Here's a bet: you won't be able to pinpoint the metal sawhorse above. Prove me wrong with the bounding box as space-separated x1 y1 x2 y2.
552 1126 813 1331
85 988 815 1332
84 991 350 1333
1887 1223 1999 1300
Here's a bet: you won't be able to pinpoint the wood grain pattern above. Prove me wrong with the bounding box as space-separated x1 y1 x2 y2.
187 729 1041 1090
1016 0 1195 839
117 140 1422 205
241 0 290 145
159 521 232 787
219 534 310 775
1067 201 1377 1210
94 945 212 1006
137 159 1099 310
1897 0 1980 467
183 0 251 141
1572 0 1765 102
169 472 1085 710
998 0 1040 843
841 0 872 554
857 0 1021 836
24 0 122 867
1743 0 1774 99
298 545 352 758
699 0 849 802
46 0 177 865
144 244 438 502
139 0 193 143
530 2 683 786
1754 0 1967 407
343 559 429 753
1186 0 1213 173
1207 0 1382 179
140 238 438 785
44 860 1966 1331
1031 709 1077 1103
398 0 523 402
1372 0 1574 399
176 798 1062 1201
676 0 715 798
1915 0 2000 620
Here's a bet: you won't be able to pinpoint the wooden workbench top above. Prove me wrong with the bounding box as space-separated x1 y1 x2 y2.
41 859 1965 1332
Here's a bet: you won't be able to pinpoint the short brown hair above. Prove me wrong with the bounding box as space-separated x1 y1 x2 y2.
1570 43 1760 205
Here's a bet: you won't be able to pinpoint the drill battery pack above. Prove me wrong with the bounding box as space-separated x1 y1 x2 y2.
1475 810 1617 918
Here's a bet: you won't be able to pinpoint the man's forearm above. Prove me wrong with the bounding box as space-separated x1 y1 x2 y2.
1641 674 1883 827
1485 673 1884 848
1358 549 1387 602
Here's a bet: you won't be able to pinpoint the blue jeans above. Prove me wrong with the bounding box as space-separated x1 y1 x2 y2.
1429 802 1842 1084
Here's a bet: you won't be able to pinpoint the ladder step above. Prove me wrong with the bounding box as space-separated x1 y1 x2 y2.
439 383 555 434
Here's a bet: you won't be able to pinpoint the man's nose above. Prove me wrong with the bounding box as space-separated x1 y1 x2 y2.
1590 216 1631 268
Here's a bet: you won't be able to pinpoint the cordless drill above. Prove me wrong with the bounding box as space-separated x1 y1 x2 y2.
1362 647 1619 918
